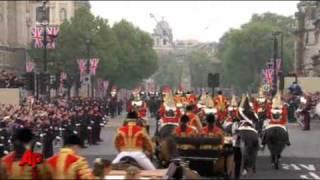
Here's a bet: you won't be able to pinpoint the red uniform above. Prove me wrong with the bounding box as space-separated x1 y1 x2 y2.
269 105 288 126
174 126 197 137
186 112 202 132
46 148 93 179
114 122 153 154
1 150 51 179
214 95 228 122
128 100 148 119
161 108 181 124
201 126 224 144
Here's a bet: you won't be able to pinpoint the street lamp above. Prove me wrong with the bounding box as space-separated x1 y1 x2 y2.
85 39 91 97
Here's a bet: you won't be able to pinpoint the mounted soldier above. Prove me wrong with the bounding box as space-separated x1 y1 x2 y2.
233 95 259 176
128 91 149 133
214 90 229 126
224 95 240 135
112 111 155 170
261 92 290 169
159 91 181 127
174 88 186 114
109 87 118 118
252 87 271 135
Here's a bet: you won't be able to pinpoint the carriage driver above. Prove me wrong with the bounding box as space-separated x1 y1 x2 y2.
112 111 155 170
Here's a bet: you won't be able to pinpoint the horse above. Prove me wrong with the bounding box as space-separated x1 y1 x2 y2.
237 123 259 175
262 124 288 169
154 123 179 168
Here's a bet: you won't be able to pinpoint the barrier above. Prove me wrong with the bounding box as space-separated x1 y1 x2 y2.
0 88 21 105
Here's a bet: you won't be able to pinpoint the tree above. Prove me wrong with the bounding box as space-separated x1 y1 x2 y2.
186 50 221 88
217 12 295 93
28 8 158 89
152 53 181 88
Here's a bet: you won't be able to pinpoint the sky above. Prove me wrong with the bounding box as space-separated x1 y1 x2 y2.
90 1 299 43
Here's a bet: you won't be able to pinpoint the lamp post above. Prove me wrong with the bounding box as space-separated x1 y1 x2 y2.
272 32 281 97
85 39 91 97
39 0 49 73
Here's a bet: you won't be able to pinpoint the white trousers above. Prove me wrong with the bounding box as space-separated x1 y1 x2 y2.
112 151 156 170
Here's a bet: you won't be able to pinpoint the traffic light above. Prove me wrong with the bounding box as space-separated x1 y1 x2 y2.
208 73 220 88
22 72 35 91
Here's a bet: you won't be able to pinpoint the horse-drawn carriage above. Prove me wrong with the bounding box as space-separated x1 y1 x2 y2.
154 122 234 179
173 136 234 178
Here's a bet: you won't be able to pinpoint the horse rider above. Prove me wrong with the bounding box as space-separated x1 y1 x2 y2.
127 92 149 132
186 105 203 133
46 134 94 179
174 88 186 113
1 128 51 179
262 92 291 146
224 95 240 134
214 90 229 126
112 111 155 170
160 92 181 127
200 114 224 149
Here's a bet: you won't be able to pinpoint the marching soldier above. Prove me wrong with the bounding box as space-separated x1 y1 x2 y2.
1 128 51 179
112 111 155 170
46 134 94 179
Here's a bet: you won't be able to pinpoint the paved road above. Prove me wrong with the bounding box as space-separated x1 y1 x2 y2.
79 116 320 179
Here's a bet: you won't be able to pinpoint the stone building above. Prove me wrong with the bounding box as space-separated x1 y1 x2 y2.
150 18 221 90
0 1 89 74
294 1 320 77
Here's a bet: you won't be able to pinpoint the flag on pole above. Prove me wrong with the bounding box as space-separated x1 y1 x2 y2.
46 26 59 49
89 58 99 75
31 27 44 48
26 61 35 72
77 59 87 75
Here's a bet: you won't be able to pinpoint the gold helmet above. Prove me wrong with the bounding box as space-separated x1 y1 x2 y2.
272 92 283 110
228 95 238 111
205 95 214 108
164 90 176 108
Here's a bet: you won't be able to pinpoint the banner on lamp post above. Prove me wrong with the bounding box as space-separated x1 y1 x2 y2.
77 59 87 75
89 58 99 75
26 61 35 72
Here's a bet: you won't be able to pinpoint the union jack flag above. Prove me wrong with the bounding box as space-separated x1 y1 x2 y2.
77 59 87 75
26 61 35 73
46 26 59 49
89 58 99 75
262 68 274 85
31 27 44 48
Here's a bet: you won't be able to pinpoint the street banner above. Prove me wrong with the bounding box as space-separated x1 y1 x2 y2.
31 26 59 49
46 26 59 49
77 59 87 75
32 27 44 48
26 61 35 72
89 58 99 75
262 68 274 85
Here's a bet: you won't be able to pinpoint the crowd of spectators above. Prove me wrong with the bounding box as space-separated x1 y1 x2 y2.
0 70 24 88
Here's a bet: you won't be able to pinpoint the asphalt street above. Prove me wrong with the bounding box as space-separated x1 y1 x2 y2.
78 115 320 179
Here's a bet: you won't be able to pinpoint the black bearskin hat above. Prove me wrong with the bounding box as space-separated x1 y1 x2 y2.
12 128 34 144
206 114 216 124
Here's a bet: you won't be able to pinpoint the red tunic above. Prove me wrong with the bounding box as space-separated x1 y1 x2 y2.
269 105 288 126
174 126 197 137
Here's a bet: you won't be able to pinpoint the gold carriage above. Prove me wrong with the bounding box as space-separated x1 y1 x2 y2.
173 136 234 178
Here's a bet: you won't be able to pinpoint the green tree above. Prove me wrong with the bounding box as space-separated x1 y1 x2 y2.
217 12 295 93
28 8 158 89
152 53 181 88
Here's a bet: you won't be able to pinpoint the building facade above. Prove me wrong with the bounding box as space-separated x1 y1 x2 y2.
294 1 320 77
0 1 89 73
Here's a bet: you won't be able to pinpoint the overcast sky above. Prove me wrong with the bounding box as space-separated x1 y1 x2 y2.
90 1 298 43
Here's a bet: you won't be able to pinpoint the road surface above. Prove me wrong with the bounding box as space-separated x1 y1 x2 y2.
78 115 320 179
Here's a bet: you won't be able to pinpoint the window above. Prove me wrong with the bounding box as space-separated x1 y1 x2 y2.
60 8 67 21
163 39 167 45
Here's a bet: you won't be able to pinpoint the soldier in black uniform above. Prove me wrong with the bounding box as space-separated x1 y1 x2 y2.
0 121 10 158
